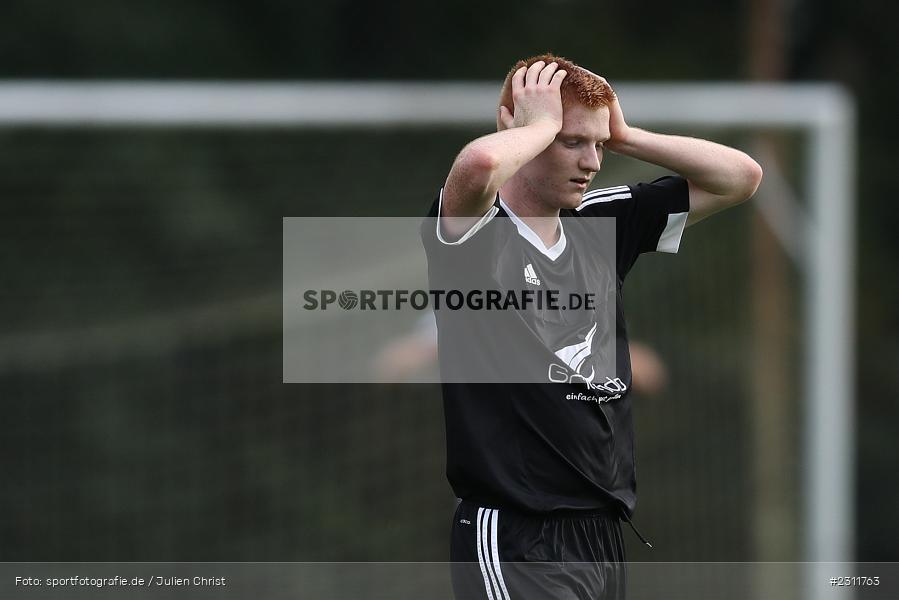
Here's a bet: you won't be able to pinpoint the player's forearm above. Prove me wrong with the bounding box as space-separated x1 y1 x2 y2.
466 120 558 186
610 127 762 199
445 120 558 215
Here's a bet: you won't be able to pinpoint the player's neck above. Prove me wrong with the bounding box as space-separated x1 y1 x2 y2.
499 181 561 248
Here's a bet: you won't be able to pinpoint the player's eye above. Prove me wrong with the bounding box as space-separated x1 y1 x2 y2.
562 140 579 148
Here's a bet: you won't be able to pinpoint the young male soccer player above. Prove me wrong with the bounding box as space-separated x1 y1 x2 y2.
421 54 763 599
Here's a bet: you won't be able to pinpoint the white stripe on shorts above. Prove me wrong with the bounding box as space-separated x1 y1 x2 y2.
476 507 496 600
475 507 510 600
490 509 511 600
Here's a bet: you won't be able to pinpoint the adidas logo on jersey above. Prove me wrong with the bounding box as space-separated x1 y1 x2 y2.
524 263 541 286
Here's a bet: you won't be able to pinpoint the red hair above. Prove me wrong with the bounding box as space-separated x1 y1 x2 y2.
498 53 614 117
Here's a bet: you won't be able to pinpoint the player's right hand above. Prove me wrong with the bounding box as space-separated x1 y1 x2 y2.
498 61 567 132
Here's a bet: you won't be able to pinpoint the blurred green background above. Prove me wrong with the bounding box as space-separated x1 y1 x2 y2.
0 0 895 568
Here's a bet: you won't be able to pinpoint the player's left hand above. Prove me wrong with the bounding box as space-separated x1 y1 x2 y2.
580 68 632 152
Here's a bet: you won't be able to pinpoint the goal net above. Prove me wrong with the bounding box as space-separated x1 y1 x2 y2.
0 81 854 598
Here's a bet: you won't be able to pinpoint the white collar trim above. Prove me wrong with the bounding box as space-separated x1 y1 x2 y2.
499 198 567 261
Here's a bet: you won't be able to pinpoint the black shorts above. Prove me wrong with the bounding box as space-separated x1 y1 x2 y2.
450 500 627 600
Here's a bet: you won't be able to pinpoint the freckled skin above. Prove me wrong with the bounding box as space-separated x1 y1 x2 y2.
511 104 611 212
447 59 762 228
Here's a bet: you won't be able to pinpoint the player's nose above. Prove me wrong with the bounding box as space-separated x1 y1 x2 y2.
579 146 601 173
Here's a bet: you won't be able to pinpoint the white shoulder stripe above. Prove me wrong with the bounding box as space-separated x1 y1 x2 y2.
577 192 633 210
584 184 629 196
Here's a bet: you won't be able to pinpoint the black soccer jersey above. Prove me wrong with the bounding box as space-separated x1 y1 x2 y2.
421 176 689 516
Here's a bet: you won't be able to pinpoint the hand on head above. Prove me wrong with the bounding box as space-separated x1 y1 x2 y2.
575 67 631 150
498 61 567 132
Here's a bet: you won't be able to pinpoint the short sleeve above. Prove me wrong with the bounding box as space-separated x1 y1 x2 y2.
575 175 689 278
628 176 690 254
420 188 506 287
423 187 499 246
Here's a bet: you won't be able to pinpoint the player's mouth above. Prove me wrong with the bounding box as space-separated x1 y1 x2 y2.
570 177 590 189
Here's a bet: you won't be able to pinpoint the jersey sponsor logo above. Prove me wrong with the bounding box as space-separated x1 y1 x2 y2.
548 321 628 401
548 366 628 401
459 518 471 525
552 322 597 383
524 263 541 286
568 391 617 404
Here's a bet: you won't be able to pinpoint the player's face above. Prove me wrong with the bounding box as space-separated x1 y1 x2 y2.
518 104 611 210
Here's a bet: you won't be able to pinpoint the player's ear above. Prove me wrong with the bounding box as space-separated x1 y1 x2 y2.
497 104 514 131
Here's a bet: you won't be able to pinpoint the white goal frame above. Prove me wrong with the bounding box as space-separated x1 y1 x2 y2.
0 81 856 592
